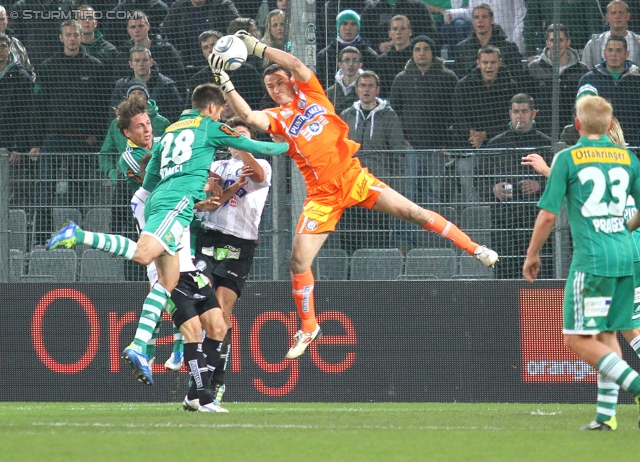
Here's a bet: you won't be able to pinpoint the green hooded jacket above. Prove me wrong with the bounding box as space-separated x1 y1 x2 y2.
99 99 170 185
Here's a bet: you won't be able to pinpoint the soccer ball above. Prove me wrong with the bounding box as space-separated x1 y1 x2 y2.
212 35 248 71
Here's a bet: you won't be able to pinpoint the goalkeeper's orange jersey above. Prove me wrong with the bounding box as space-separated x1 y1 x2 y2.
262 74 361 189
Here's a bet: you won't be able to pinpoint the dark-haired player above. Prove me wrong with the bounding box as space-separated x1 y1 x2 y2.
46 84 289 385
209 32 499 359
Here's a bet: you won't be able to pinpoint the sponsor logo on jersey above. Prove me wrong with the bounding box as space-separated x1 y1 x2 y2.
219 124 240 137
281 108 293 118
297 99 307 110
288 104 327 137
571 146 631 165
165 116 202 132
303 200 332 222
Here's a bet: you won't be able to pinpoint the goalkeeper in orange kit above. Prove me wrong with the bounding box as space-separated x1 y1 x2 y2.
209 31 499 359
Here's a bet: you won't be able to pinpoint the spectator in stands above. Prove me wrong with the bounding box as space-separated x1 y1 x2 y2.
483 93 551 279
326 46 364 115
339 70 406 253
257 0 287 31
0 5 33 79
426 0 471 49
527 24 588 136
578 35 640 147
582 0 640 69
78 5 118 73
35 20 110 232
361 0 437 53
389 34 458 205
161 0 239 67
112 45 184 121
0 32 37 205
227 17 264 69
317 9 378 86
188 30 264 109
375 15 414 95
445 0 526 55
105 0 169 49
452 45 517 202
261 9 286 68
114 12 185 89
100 79 170 187
8 0 76 66
450 3 524 82
522 0 603 61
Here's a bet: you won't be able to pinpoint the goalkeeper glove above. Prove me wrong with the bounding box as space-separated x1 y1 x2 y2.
212 69 235 94
234 29 267 58
208 54 235 93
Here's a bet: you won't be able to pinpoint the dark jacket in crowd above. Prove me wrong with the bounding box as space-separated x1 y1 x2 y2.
389 56 458 148
522 0 604 57
527 47 588 136
452 66 518 147
83 30 119 77
0 52 36 152
103 0 169 49
161 0 239 67
111 71 184 122
9 0 76 66
578 61 640 147
326 69 363 115
188 62 265 110
451 25 525 83
36 51 110 141
114 36 186 89
316 37 378 87
374 44 413 96
361 0 437 50
483 127 552 279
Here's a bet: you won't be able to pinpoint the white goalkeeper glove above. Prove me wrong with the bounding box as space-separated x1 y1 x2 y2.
234 29 267 58
208 54 236 93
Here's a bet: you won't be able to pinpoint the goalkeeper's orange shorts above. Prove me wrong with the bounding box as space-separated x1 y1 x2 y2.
295 157 388 234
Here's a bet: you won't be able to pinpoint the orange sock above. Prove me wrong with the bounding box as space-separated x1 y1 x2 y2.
422 210 479 255
291 269 317 332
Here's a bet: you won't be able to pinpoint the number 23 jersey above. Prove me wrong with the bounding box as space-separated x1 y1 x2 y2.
539 134 640 276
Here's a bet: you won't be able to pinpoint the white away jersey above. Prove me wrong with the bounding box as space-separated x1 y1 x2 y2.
200 157 272 240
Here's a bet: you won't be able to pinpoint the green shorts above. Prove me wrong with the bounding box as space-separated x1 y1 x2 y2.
564 270 638 334
141 190 194 254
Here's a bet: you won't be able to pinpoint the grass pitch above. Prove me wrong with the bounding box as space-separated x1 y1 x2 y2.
1 402 638 462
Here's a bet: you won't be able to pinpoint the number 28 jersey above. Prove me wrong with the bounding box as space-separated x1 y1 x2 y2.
539 134 640 276
142 110 288 201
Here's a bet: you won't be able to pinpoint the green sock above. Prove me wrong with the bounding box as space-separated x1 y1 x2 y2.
77 229 137 260
132 284 170 355
595 373 619 423
597 352 640 396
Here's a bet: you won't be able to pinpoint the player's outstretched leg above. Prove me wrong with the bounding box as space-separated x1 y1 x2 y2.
46 221 138 261
286 269 323 359
422 210 498 267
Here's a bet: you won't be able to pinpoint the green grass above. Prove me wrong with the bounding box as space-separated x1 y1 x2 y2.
1 402 638 462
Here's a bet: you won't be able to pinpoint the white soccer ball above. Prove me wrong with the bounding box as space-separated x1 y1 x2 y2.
212 35 248 71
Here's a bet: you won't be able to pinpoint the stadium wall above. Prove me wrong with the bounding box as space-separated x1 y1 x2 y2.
2 280 637 404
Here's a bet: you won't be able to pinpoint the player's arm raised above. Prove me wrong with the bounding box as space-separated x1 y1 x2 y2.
235 30 313 83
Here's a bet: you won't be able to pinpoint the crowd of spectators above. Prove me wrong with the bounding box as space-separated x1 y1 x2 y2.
0 0 636 262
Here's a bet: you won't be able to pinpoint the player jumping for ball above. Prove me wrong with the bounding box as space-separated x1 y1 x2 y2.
208 32 499 359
